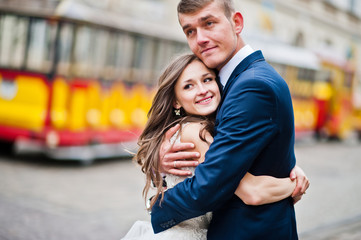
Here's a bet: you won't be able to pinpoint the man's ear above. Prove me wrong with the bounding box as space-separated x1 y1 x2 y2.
233 12 244 34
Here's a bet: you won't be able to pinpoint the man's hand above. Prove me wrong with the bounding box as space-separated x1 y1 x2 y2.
159 124 200 176
289 165 310 204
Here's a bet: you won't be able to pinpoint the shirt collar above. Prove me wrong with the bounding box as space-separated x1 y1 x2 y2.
218 44 255 87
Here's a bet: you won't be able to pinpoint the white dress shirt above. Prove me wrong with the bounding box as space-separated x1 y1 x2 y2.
218 45 255 88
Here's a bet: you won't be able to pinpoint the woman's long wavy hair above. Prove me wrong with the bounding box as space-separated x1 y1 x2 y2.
135 53 216 210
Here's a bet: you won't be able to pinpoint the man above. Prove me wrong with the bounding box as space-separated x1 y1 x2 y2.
151 0 309 239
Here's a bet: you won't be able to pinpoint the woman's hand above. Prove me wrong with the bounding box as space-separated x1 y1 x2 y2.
159 124 200 176
289 165 310 203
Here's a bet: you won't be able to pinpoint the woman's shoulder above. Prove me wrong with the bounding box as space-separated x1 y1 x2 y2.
180 122 213 145
180 122 204 142
179 122 212 163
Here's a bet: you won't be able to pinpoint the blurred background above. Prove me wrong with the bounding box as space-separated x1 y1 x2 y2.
0 0 361 239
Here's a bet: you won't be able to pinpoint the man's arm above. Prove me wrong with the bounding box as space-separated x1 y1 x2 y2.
159 122 309 203
160 136 309 201
179 122 308 206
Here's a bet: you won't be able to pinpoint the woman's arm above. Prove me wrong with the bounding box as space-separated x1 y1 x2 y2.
181 123 296 206
235 173 296 205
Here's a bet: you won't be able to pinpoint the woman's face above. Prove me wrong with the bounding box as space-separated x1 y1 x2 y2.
174 60 220 116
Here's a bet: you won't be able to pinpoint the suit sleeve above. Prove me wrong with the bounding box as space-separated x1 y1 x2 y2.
151 78 279 233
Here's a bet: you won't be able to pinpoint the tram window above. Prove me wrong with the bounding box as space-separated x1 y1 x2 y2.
132 36 143 79
143 38 157 84
72 25 93 78
153 40 168 73
175 42 189 55
152 40 169 82
57 23 74 76
155 41 177 71
92 29 109 79
344 72 353 88
150 40 188 84
104 32 118 80
0 15 28 69
297 68 315 81
115 33 134 82
315 70 331 82
132 36 156 83
170 42 188 58
26 18 57 73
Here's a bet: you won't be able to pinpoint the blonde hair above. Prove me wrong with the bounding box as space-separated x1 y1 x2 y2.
135 53 216 210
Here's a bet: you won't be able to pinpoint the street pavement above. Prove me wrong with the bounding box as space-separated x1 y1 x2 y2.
0 136 361 239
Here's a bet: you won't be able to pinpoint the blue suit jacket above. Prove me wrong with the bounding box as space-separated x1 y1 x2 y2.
151 51 298 239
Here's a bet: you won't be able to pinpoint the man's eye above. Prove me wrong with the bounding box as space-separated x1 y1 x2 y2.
206 21 214 26
186 29 194 36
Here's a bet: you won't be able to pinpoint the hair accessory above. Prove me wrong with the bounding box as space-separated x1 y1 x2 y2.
174 109 180 116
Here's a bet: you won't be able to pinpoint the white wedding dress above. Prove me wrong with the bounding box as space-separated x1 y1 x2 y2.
121 125 212 240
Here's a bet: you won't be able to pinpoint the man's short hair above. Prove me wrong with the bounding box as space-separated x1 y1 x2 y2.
177 0 235 19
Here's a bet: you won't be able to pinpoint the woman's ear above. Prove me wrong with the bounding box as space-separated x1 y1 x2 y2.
233 12 244 34
173 100 181 109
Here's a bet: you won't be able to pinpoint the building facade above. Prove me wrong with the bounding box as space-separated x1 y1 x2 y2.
237 0 361 76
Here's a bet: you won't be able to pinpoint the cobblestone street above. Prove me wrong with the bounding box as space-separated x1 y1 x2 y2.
0 137 361 239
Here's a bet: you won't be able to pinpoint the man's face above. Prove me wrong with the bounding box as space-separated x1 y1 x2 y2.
179 1 242 70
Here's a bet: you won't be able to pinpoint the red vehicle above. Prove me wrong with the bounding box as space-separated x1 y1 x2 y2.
250 36 358 141
0 4 187 163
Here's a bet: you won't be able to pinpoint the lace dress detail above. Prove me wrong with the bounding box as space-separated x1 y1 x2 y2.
122 124 212 240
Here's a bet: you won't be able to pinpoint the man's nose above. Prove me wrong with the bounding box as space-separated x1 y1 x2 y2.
196 29 209 45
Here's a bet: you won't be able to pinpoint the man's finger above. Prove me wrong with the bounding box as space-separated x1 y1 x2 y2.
165 124 181 140
168 168 193 176
172 142 195 152
164 152 200 162
170 160 199 168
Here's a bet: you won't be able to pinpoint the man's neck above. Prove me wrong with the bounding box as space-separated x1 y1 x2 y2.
218 44 255 88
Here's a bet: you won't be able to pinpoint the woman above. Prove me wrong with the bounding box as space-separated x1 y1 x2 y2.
122 53 296 239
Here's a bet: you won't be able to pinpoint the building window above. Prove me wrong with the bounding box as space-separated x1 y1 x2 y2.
294 32 305 48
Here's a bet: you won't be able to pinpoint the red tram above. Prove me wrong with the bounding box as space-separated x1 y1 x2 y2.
0 3 187 163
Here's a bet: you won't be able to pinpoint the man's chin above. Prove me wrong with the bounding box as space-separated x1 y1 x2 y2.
203 60 221 70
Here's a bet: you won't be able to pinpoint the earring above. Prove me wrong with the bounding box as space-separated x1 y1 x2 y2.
174 109 180 116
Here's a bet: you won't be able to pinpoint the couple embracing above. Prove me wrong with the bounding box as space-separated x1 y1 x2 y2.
123 0 310 239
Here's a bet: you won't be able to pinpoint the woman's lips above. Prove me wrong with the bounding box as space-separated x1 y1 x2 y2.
196 96 213 104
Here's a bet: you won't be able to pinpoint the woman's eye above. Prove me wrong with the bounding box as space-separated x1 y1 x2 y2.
204 77 213 83
184 84 192 89
206 21 214 27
